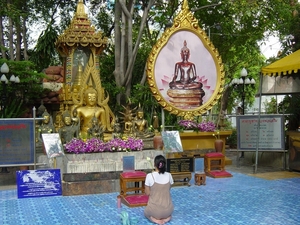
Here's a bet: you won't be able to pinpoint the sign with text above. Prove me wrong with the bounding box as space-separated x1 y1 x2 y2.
0 119 34 165
42 133 64 158
237 115 284 150
167 158 193 173
17 169 62 198
162 131 183 153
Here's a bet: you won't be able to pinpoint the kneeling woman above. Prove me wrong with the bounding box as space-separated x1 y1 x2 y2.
144 155 174 224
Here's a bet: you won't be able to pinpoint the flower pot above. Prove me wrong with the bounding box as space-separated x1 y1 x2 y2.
153 135 163 150
214 139 223 153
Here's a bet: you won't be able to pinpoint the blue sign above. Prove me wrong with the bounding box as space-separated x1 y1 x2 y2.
0 119 34 165
17 169 62 198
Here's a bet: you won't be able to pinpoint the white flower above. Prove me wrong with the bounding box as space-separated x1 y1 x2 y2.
147 157 154 170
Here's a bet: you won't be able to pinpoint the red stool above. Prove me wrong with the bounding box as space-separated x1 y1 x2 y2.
119 171 148 207
204 152 225 173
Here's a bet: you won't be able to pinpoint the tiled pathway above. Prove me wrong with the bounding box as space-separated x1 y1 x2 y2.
1 171 300 225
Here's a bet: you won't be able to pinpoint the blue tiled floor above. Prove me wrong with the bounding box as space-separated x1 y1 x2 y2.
1 171 300 225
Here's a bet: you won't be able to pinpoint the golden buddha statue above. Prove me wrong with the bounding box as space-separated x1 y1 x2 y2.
124 114 134 134
119 101 136 136
73 86 106 138
133 105 154 139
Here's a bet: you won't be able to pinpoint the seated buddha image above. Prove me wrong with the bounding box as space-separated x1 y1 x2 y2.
133 105 154 139
73 86 107 138
169 40 202 90
119 101 137 136
167 40 205 108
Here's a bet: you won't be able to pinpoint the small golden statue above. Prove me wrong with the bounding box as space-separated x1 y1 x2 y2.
59 109 79 144
119 101 137 136
152 110 160 133
112 116 122 138
132 104 154 139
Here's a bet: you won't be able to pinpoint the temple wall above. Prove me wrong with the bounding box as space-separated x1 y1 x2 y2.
37 150 163 174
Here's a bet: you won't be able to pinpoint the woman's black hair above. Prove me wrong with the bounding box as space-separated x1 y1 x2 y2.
154 155 166 174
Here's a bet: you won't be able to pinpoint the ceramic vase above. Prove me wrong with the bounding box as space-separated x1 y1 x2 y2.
214 139 223 153
153 135 163 150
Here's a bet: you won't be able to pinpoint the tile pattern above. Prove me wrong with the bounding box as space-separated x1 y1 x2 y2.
1 171 300 225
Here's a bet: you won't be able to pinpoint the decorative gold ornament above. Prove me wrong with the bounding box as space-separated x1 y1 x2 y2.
55 0 108 56
146 0 225 118
54 0 115 137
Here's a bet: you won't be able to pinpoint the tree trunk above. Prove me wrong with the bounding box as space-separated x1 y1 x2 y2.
220 87 231 113
0 16 7 59
22 17 28 60
114 0 155 103
114 0 122 88
15 18 21 61
8 16 14 60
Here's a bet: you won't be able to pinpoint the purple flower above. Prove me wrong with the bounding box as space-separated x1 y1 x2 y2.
65 137 144 154
198 121 216 132
178 120 198 130
178 119 216 132
65 138 85 154
85 138 107 153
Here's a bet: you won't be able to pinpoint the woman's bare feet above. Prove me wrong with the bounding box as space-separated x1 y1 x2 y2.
150 216 165 225
163 216 172 223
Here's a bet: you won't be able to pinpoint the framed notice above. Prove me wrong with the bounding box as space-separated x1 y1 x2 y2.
161 131 183 153
0 119 34 166
236 115 285 150
42 133 64 158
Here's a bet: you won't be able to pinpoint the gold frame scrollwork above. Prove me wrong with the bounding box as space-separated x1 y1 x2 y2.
146 0 225 119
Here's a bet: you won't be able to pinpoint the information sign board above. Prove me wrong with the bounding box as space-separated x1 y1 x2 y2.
0 119 34 165
237 115 285 150
17 169 62 198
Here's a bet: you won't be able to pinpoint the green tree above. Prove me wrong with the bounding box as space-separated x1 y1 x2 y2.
2 0 299 121
0 59 45 118
264 97 278 114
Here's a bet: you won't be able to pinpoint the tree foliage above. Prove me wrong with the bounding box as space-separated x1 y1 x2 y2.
0 59 45 118
1 0 300 122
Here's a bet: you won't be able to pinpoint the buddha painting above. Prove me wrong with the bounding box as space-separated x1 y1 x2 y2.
169 40 202 90
166 40 205 108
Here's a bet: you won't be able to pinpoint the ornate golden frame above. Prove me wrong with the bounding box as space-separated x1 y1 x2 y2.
146 0 224 119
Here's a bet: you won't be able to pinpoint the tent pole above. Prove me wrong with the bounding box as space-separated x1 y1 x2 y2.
161 107 165 132
255 73 264 173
